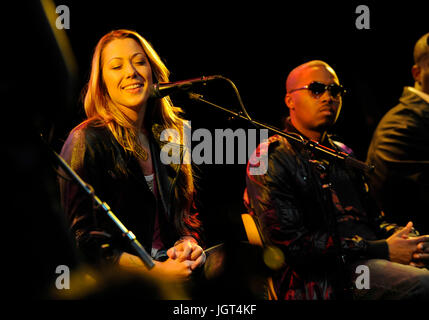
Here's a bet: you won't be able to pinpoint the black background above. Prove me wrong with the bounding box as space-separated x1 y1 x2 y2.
19 0 428 248
7 2 427 298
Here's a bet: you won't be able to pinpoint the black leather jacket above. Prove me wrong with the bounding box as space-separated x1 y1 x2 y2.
367 87 429 234
245 119 400 299
59 120 201 265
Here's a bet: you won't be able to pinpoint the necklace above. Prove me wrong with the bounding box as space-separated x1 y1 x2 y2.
138 132 149 161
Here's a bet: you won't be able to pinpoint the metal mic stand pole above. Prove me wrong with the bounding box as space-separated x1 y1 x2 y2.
43 137 155 269
188 92 367 299
188 92 374 174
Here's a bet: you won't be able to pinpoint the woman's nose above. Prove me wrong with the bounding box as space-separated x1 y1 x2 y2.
124 62 138 78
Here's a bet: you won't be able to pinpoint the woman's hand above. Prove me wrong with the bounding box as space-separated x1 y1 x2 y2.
152 258 193 280
167 239 206 270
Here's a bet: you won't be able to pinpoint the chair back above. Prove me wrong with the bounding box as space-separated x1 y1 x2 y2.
241 213 278 300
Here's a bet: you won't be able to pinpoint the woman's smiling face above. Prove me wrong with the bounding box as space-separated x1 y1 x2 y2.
101 37 153 114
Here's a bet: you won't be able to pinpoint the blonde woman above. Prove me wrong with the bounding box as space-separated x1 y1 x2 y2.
59 29 205 280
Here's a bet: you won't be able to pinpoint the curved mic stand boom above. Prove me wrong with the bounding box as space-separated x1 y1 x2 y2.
187 75 374 174
42 137 155 270
185 76 372 300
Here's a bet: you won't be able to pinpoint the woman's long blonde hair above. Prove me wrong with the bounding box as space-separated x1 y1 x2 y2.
82 29 199 237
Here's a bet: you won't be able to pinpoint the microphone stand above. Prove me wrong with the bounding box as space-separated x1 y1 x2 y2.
42 137 155 270
188 77 370 300
187 88 373 173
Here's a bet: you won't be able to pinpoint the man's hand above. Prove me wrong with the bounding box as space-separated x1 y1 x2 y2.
387 221 428 265
410 235 429 267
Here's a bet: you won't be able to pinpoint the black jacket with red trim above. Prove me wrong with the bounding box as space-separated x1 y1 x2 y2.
244 119 401 299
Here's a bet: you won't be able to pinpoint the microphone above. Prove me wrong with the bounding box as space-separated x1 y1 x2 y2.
150 75 221 99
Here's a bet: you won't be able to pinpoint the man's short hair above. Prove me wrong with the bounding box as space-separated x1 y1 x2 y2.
413 33 429 65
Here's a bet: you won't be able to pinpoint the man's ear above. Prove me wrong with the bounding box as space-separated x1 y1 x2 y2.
412 64 421 84
285 94 294 111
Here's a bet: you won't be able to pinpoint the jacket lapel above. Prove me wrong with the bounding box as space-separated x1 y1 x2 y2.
150 123 185 220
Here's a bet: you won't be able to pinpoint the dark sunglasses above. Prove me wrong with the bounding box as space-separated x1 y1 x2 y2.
289 81 346 98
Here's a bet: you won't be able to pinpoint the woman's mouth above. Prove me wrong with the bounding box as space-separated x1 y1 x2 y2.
122 83 143 93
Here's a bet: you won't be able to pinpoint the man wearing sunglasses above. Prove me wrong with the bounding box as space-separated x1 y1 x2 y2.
244 60 429 300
